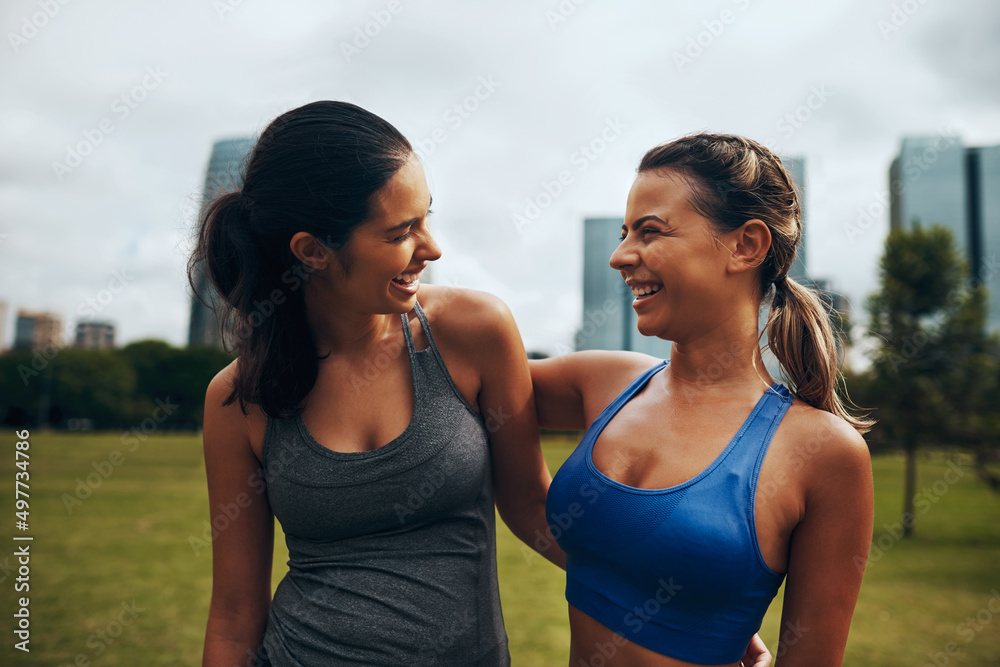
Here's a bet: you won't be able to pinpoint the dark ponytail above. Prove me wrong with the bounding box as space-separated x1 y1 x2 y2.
188 101 412 418
638 134 873 433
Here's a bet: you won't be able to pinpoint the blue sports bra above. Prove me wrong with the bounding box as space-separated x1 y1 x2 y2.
547 360 792 664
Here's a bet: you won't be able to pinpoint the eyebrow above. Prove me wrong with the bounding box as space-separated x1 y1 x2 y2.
622 215 668 234
385 195 433 233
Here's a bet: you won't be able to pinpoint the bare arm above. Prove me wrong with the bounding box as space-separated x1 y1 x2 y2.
529 351 657 430
464 295 566 568
775 419 874 664
202 365 275 667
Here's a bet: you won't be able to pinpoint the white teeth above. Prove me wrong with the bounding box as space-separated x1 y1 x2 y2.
630 284 662 297
393 272 420 285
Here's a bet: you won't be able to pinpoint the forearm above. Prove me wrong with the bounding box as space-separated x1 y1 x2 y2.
203 608 269 667
498 494 566 570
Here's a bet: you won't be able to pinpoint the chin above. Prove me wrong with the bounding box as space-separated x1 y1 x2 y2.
634 314 665 339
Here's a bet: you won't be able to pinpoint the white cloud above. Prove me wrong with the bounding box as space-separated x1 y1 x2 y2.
1 0 998 354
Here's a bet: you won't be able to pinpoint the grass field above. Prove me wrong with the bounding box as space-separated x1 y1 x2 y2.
0 431 998 666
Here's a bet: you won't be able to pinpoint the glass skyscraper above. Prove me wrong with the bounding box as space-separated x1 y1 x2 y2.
890 136 1000 333
889 135 968 254
188 137 255 348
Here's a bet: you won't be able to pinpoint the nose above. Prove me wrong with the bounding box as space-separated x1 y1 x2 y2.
418 227 443 263
609 234 638 272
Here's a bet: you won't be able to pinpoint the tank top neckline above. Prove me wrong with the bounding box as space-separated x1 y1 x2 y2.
292 304 427 461
585 360 790 495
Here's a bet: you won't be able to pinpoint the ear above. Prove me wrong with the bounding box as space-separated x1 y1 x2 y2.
722 219 772 276
289 232 331 270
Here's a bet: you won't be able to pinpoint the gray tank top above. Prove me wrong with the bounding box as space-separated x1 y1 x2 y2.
259 302 509 666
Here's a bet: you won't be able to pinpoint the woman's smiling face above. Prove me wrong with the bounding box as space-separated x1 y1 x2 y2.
310 153 442 316
610 168 736 342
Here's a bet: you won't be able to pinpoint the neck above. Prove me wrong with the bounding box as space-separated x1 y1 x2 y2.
663 302 774 401
303 287 401 357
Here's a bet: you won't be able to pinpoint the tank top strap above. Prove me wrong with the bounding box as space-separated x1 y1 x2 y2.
400 304 418 356
721 383 793 486
585 360 669 444
409 300 482 418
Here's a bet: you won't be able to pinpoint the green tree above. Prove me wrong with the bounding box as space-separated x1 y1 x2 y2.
48 349 138 428
117 340 234 429
866 224 970 536
934 281 1000 490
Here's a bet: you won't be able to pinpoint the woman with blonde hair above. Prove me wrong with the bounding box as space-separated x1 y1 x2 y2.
533 133 874 666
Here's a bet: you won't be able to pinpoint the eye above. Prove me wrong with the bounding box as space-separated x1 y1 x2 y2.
392 230 414 243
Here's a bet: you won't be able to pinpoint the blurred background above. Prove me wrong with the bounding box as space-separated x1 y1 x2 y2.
1 0 998 665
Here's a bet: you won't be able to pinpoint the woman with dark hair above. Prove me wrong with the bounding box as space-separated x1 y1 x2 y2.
532 134 874 665
191 101 561 666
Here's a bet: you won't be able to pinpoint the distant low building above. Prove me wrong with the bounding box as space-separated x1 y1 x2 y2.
74 321 115 350
14 310 63 351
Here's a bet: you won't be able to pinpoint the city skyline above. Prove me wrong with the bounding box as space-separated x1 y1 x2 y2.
2 1 999 355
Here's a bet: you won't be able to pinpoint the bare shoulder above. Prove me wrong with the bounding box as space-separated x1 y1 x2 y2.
206 359 237 401
204 359 267 459
417 285 519 356
418 285 513 335
780 399 872 485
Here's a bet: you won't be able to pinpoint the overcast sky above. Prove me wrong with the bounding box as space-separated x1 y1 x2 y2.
2 0 999 356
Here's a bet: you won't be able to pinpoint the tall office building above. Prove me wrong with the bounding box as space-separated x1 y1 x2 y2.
14 310 64 350
890 136 1000 332
889 135 968 253
968 145 1000 334
0 300 7 351
188 137 255 348
74 321 115 349
783 156 809 282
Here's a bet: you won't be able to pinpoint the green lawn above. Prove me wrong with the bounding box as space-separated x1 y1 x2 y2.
0 432 998 665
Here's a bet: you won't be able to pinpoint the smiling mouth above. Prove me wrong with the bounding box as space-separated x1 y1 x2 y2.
392 271 421 287
630 284 662 298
